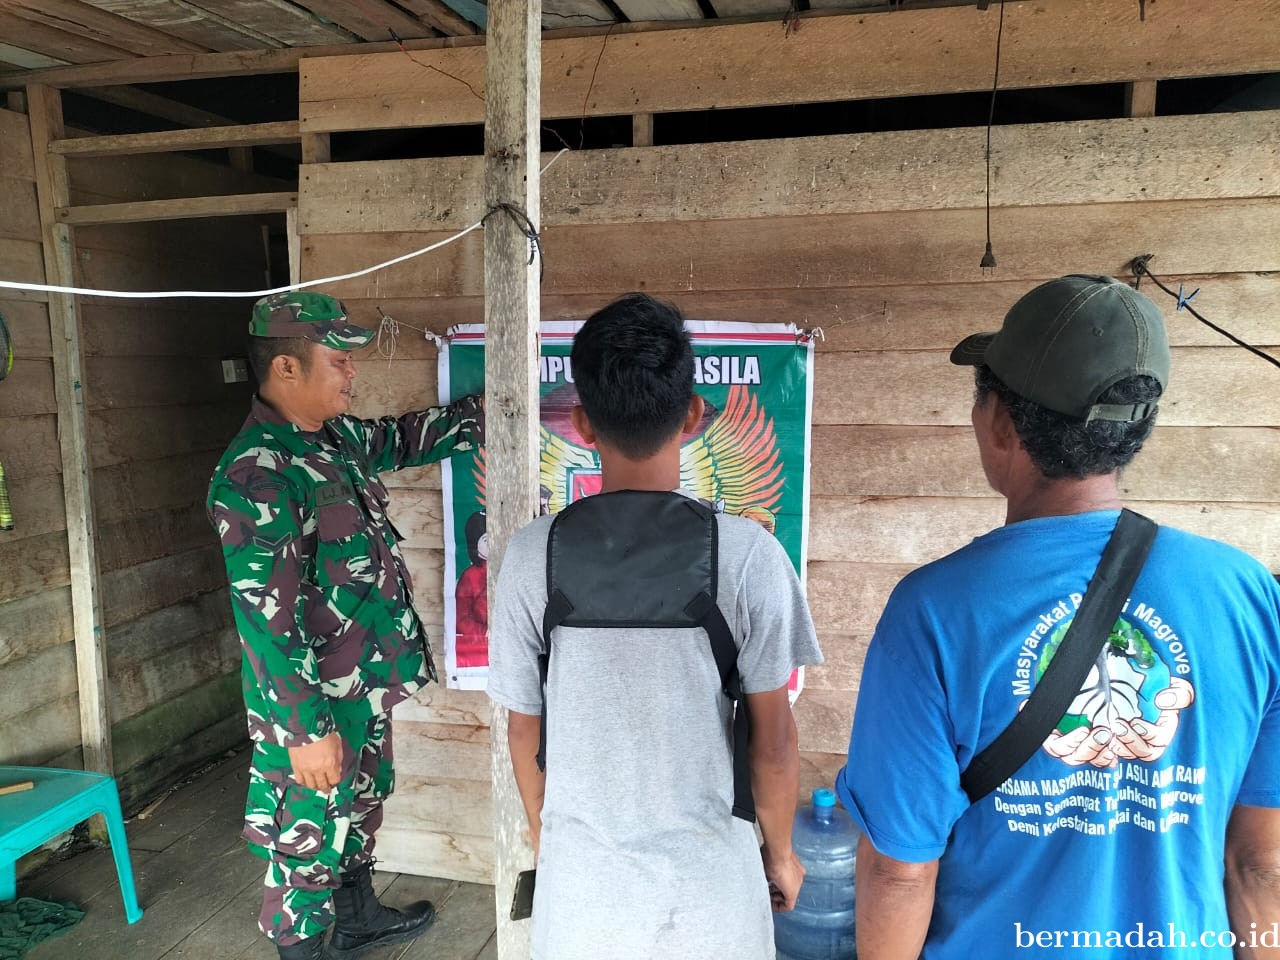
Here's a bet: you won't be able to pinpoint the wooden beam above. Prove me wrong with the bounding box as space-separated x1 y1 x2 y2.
615 0 704 19
1126 79 1158 117
810 347 1280 429
297 111 1280 234
52 120 300 157
632 112 653 147
258 272 1280 360
287 206 301 286
13 0 1272 93
177 0 357 46
75 0 272 53
74 84 237 127
0 43 70 70
303 197 1280 301
288 0 439 41
543 0 617 27
297 0 1280 133
396 0 482 35
807 0 990 9
56 191 298 225
71 87 299 163
710 0 790 12
25 82 112 776
809 424 1280 503
228 146 253 171
484 0 540 956
0 25 535 90
0 12 137 64
0 0 211 56
300 131 330 164
0 39 473 92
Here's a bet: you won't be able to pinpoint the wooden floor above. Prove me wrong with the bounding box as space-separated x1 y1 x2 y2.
19 748 497 960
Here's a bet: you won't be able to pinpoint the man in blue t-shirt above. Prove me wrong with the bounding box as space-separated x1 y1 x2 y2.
837 275 1280 960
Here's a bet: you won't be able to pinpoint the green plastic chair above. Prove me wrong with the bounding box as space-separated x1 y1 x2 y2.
0 766 143 923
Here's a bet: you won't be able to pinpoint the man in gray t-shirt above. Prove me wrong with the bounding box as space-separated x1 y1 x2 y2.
487 294 823 960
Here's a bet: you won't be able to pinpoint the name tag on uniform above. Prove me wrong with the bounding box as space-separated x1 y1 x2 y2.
316 479 356 507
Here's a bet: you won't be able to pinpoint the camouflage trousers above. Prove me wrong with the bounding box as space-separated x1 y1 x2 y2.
243 704 394 945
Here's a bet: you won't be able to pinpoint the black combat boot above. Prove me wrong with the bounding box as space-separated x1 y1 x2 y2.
275 934 327 960
328 862 436 959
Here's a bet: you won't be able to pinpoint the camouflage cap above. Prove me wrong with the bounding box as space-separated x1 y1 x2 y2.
249 292 375 350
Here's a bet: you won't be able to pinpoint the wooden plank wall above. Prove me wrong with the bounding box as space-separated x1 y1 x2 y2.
0 113 264 809
298 108 1280 884
71 150 266 807
297 0 1280 134
0 104 73 768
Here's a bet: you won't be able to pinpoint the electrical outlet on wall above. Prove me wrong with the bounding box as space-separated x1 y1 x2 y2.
222 358 249 384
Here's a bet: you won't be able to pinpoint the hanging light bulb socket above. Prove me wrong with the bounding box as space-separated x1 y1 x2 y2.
980 241 997 273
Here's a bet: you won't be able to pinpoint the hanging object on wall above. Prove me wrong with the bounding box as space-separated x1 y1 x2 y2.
979 0 1006 274
0 461 12 532
0 309 13 531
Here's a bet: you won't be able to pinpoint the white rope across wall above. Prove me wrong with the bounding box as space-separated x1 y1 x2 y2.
0 149 570 301
0 222 485 300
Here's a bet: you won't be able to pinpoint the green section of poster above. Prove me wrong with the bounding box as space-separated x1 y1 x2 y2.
439 321 814 691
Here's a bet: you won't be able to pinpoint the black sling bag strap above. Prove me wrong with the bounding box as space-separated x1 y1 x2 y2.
536 490 756 822
960 509 1159 804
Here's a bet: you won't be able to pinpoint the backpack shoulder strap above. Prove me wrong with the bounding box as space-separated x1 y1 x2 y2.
685 590 755 822
537 492 756 821
535 582 573 773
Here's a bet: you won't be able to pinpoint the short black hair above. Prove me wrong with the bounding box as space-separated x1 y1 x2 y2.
571 293 694 460
247 336 313 383
975 365 1161 479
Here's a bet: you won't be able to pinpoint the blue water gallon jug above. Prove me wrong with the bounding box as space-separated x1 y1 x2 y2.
773 787 859 960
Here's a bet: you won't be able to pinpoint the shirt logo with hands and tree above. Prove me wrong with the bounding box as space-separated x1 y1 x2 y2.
1034 617 1196 768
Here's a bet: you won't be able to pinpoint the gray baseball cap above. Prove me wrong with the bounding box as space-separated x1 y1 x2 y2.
950 275 1170 422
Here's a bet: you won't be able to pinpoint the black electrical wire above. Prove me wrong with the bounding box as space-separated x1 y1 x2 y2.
980 1 1005 271
1131 258 1280 371
580 24 617 149
484 203 545 282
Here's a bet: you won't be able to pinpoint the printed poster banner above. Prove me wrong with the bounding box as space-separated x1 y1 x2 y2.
439 320 815 693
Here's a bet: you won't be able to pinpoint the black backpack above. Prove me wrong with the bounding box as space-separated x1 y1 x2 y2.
536 490 755 822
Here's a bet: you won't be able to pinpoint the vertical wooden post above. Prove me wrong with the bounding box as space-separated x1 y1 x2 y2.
228 146 254 171
632 113 654 147
26 84 113 776
286 206 302 287
301 132 331 165
484 0 541 957
1125 80 1158 118
291 131 318 291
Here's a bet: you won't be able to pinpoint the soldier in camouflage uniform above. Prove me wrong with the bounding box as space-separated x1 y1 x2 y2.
208 292 484 960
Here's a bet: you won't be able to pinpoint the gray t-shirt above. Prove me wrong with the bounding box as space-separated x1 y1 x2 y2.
488 497 823 960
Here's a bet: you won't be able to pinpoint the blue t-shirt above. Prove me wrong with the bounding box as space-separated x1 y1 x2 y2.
837 510 1280 960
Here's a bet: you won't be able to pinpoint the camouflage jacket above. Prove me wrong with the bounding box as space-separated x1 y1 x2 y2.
208 394 483 748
